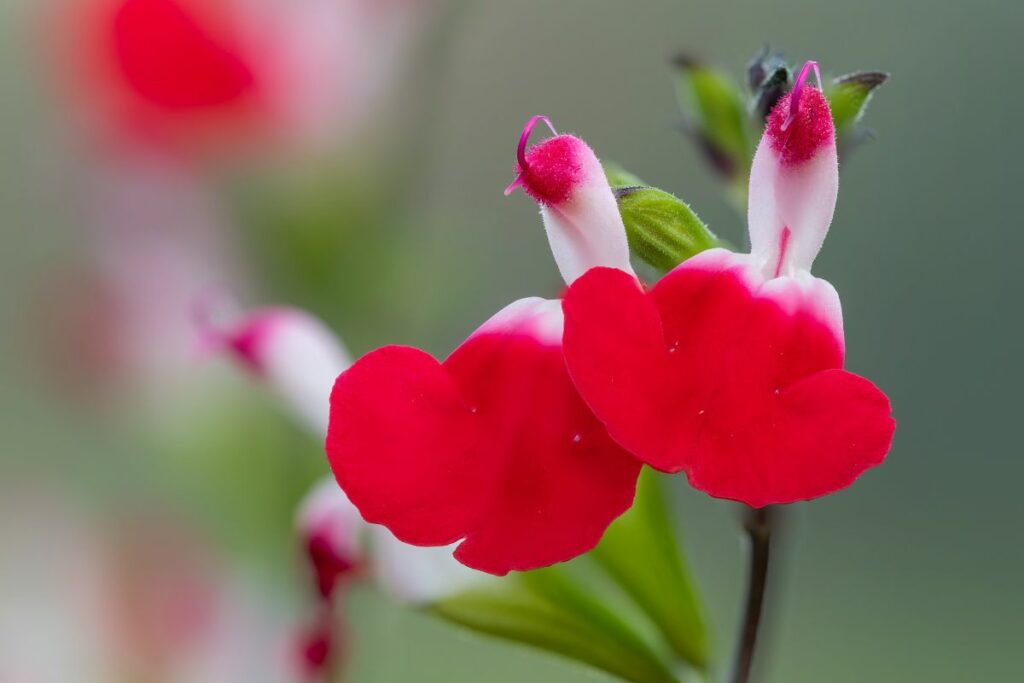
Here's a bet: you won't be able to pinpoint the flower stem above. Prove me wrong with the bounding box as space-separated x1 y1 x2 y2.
730 506 776 683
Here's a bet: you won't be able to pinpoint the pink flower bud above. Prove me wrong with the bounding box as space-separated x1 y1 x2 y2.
198 305 350 434
748 61 839 278
506 116 635 284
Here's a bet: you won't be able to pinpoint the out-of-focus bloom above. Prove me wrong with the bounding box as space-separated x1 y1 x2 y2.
562 63 895 507
326 117 641 576
30 155 244 403
48 0 431 158
290 476 480 679
369 527 480 605
198 304 351 435
293 610 341 682
296 477 481 606
296 478 365 601
204 308 483 600
0 486 294 683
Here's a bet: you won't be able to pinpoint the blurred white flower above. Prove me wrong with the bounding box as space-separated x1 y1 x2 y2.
0 484 296 683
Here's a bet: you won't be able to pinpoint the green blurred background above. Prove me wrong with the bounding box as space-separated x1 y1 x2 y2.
1 0 1021 681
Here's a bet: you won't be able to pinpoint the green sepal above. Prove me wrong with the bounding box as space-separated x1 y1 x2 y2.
432 566 679 683
827 71 890 134
673 55 750 180
592 469 709 670
614 186 718 272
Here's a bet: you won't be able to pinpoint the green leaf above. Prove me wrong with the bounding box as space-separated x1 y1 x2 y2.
604 162 647 189
673 55 750 179
615 186 718 272
827 71 890 133
592 469 709 670
432 566 679 683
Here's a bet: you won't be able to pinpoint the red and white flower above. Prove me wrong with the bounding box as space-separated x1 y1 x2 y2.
296 478 365 602
296 478 481 606
325 117 642 576
198 304 351 435
49 0 429 158
562 62 896 508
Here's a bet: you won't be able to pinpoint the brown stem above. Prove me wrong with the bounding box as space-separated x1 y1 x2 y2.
730 506 776 683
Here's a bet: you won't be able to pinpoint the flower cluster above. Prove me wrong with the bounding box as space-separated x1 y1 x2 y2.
203 303 483 678
323 61 895 576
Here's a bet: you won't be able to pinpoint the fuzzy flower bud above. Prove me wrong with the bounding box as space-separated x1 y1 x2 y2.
506 115 635 284
748 61 839 278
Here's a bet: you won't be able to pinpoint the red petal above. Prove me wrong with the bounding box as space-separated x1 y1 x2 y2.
563 258 894 507
111 0 255 110
327 346 488 548
326 318 641 576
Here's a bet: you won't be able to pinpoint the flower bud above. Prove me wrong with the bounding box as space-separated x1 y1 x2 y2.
748 61 838 278
198 304 350 435
506 116 635 284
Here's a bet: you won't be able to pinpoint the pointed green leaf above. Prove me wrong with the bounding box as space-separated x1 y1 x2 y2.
432 566 679 683
615 186 718 271
592 469 709 670
828 71 890 133
673 55 750 179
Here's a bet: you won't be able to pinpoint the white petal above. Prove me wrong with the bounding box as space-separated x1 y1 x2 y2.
748 137 838 277
370 527 485 605
258 310 351 435
207 307 350 435
469 297 564 348
296 478 365 566
540 166 636 284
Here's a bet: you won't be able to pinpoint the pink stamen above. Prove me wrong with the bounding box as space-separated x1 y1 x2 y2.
504 114 558 196
773 226 792 278
782 61 822 132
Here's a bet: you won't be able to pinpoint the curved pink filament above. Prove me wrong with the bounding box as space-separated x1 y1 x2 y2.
517 114 558 169
782 61 822 132
504 114 558 195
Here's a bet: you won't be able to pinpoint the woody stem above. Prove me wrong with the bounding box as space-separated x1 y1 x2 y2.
729 506 776 683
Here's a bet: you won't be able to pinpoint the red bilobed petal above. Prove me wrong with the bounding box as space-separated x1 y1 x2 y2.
327 346 488 548
563 257 894 507
326 314 641 576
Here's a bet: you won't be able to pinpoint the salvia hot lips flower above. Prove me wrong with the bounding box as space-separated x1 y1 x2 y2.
197 303 351 435
562 62 896 508
325 117 642 576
